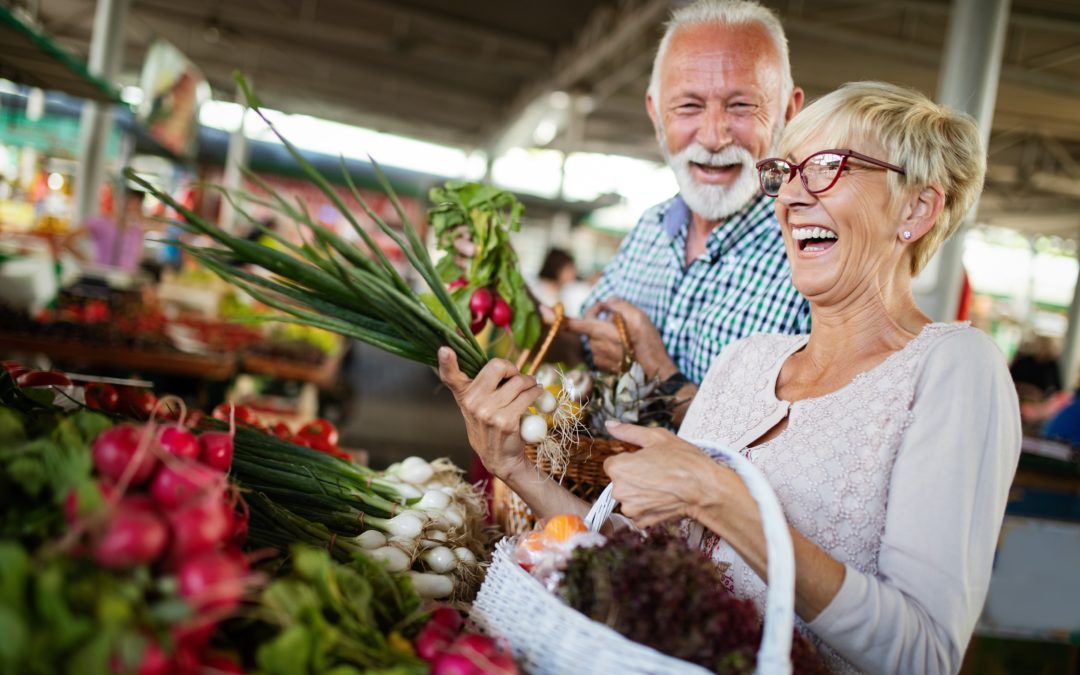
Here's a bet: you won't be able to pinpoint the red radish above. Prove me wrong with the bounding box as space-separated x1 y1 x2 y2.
198 432 234 472
468 287 494 320
178 549 247 612
486 651 519 675
94 507 168 568
429 605 464 634
470 316 487 335
158 425 200 460
150 462 223 509
451 633 500 661
173 618 217 652
431 652 482 675
92 425 158 485
183 410 205 430
415 622 455 663
447 277 468 292
490 296 512 330
169 496 231 558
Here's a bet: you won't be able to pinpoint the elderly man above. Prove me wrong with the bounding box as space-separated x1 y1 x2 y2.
566 0 810 415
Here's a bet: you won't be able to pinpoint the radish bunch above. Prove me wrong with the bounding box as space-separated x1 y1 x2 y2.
64 412 252 673
414 606 518 675
466 286 513 335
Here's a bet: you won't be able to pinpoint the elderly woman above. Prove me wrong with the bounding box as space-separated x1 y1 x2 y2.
438 81 1021 674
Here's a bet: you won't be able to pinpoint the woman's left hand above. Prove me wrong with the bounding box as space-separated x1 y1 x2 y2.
603 420 738 528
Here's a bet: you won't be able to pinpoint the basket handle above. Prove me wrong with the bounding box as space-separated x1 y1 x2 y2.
583 439 795 675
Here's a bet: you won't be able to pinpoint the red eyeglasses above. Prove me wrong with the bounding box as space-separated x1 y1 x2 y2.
756 149 905 197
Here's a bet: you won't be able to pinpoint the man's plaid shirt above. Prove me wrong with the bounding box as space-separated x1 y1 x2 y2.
582 193 810 384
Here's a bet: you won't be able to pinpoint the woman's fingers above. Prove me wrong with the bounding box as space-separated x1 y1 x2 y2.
604 420 673 447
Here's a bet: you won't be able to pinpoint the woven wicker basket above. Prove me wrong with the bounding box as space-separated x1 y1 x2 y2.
472 439 796 675
493 435 636 535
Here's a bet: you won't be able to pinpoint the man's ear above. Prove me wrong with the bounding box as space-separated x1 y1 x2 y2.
900 185 946 243
645 91 661 143
785 86 805 123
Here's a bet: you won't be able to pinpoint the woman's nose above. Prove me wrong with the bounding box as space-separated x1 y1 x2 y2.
776 170 814 207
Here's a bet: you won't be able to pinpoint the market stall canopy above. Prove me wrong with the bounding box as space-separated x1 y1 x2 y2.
0 4 120 103
21 0 1080 239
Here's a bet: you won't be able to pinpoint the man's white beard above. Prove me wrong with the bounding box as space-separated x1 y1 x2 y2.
664 142 761 222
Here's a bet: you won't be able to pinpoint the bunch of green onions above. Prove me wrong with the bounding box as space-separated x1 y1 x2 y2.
123 75 487 377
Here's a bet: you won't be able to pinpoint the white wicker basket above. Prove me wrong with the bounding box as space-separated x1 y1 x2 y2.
471 439 796 675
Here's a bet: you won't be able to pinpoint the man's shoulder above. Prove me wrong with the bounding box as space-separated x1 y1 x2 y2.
628 194 682 232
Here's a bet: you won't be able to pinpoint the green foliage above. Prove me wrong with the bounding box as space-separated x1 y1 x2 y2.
0 407 111 547
253 545 427 675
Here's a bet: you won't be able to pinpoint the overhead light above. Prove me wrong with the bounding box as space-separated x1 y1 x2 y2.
26 88 44 121
548 91 570 109
533 119 558 146
121 86 144 106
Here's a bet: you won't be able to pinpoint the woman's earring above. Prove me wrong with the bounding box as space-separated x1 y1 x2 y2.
902 230 912 240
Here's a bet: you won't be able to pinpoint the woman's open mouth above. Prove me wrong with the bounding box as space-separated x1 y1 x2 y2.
791 226 838 254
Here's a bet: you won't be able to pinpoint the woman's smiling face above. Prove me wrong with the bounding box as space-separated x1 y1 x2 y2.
774 135 908 307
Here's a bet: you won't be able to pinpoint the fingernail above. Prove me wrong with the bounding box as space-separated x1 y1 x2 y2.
438 347 449 361
605 420 620 429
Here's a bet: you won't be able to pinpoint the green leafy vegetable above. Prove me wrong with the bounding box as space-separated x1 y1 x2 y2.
252 545 427 675
429 181 541 350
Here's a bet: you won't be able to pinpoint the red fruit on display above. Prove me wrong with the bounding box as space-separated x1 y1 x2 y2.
116 388 158 420
84 383 120 412
16 370 73 388
447 277 468 291
93 507 169 568
298 419 339 447
212 403 257 427
431 652 482 675
270 422 292 440
158 425 200 461
92 425 158 485
198 432 234 472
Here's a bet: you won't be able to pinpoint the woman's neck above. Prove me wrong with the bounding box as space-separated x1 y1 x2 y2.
802 279 930 372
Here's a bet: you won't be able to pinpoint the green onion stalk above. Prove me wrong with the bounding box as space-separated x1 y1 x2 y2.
123 74 487 377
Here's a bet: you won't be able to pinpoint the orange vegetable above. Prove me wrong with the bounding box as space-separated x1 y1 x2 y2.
543 514 587 543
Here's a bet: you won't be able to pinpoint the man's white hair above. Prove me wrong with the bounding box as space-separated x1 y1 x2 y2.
647 0 793 109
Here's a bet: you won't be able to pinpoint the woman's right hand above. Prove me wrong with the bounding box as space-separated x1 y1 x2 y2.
437 347 542 480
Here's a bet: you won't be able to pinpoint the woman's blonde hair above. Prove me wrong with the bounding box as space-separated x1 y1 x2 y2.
779 81 985 275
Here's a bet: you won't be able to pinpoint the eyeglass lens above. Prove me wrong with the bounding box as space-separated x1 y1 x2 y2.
759 152 847 196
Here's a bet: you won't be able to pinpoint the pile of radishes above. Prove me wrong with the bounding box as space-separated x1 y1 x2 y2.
457 284 512 335
65 407 251 673
414 606 518 675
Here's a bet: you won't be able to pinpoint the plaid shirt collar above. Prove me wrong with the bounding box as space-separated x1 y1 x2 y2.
660 193 776 263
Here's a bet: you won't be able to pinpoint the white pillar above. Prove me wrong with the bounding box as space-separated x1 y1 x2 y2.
219 84 250 234
73 0 130 228
1060 251 1080 389
918 0 1010 321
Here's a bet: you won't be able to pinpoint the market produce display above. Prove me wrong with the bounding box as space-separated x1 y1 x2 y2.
0 368 518 674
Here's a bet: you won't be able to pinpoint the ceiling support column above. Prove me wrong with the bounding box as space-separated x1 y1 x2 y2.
73 0 129 228
917 0 1009 321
